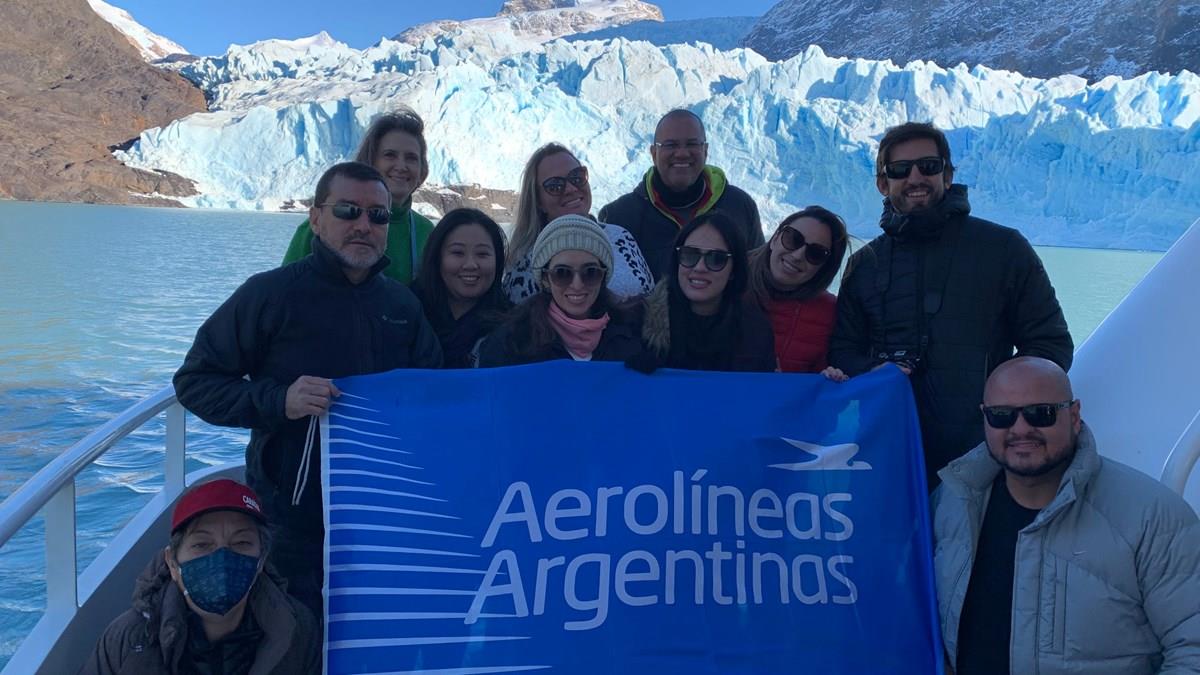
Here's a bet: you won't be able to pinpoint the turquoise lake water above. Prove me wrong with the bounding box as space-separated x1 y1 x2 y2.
0 200 1165 666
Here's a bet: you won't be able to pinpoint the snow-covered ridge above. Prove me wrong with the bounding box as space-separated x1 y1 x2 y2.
87 0 188 61
396 0 662 53
118 35 1200 250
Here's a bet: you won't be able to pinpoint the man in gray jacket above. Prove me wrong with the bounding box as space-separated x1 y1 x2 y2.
933 356 1199 674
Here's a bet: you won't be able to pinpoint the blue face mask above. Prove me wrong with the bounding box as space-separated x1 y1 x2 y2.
178 547 260 616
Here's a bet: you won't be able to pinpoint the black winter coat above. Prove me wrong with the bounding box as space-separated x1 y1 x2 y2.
79 554 320 675
640 282 777 373
173 238 443 541
829 186 1073 485
476 302 644 367
599 169 764 280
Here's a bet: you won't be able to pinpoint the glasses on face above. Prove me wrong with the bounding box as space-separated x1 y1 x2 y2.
882 156 946 180
541 167 589 196
319 203 390 226
653 140 707 152
982 400 1075 429
677 245 731 272
543 264 607 288
778 227 833 266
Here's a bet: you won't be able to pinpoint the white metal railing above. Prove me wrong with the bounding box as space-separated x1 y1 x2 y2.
1162 409 1200 497
0 384 188 671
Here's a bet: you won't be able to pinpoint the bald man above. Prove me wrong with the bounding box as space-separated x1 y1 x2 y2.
932 357 1200 675
599 108 764 279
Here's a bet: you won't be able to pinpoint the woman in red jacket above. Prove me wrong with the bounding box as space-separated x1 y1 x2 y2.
748 206 849 377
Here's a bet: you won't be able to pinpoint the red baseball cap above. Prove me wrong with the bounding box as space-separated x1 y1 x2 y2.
171 479 267 533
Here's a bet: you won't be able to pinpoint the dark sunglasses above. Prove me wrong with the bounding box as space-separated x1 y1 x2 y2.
882 156 946 180
320 202 390 226
677 245 731 272
541 167 589 196
982 400 1075 429
543 263 606 288
778 227 833 265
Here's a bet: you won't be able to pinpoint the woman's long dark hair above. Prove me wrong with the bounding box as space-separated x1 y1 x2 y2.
748 205 848 305
668 210 750 309
412 208 508 322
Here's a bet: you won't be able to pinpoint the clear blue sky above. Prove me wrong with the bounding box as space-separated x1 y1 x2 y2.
113 0 777 56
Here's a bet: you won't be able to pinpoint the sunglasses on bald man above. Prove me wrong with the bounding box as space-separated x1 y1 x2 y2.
982 400 1075 429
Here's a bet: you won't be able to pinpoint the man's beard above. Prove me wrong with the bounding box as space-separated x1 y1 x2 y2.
330 237 382 270
989 430 1078 478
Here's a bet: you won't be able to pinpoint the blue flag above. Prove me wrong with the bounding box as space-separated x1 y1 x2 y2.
322 363 942 674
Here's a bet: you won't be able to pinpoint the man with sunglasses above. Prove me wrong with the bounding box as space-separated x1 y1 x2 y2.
933 356 1199 675
174 162 443 618
599 108 764 279
830 121 1073 487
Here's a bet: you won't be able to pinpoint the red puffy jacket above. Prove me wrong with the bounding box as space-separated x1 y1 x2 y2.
762 291 836 373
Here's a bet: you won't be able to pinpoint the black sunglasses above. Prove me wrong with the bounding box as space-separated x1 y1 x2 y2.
882 156 946 180
982 400 1075 429
320 202 390 226
778 227 832 265
541 167 589 196
677 245 731 272
543 264 606 288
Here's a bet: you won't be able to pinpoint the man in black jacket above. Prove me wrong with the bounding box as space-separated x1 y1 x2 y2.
174 162 443 618
599 109 764 279
829 122 1072 488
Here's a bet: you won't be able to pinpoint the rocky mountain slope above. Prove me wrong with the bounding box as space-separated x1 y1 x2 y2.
0 0 206 205
87 0 189 61
741 0 1200 81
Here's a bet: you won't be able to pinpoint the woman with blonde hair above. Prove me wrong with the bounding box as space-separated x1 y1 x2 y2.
282 108 434 283
502 143 652 303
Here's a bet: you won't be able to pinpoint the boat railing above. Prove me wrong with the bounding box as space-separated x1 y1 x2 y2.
1162 409 1200 497
2 278 1199 673
0 384 230 675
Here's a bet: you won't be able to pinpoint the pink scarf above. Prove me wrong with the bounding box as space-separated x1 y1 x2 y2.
548 301 610 360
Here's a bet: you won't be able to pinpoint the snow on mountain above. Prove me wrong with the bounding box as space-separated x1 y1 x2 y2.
87 0 188 61
741 0 1200 82
396 0 663 54
565 16 758 51
117 35 1200 251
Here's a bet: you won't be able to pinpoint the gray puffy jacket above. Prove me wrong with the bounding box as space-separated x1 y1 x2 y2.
933 424 1200 674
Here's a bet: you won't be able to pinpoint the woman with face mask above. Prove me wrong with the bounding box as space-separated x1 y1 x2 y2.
410 208 511 368
502 143 653 304
478 215 644 366
81 479 320 675
747 206 850 379
282 108 434 284
635 211 776 373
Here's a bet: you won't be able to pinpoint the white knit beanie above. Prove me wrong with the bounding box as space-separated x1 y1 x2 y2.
530 214 614 287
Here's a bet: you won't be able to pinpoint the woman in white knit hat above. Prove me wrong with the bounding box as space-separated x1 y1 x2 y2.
501 143 653 304
478 215 644 366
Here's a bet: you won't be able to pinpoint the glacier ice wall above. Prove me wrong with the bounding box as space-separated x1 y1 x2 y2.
124 36 1200 250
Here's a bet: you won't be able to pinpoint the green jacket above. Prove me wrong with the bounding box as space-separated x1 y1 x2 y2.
281 200 434 284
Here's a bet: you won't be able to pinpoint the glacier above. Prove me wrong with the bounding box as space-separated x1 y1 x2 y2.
121 34 1200 250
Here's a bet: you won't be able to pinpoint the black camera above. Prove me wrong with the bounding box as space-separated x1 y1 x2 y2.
877 349 923 372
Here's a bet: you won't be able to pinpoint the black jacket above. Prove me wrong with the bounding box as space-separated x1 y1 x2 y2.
829 185 1073 485
599 167 764 280
410 285 510 369
80 554 320 675
173 238 443 540
639 282 776 372
476 302 644 367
